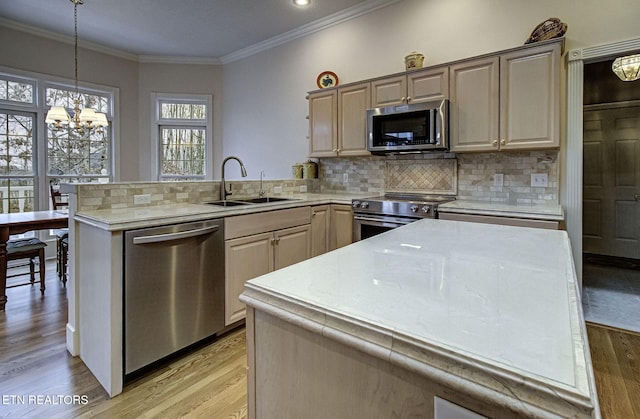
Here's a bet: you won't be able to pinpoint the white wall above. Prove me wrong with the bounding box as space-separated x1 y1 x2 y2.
0 26 141 181
137 62 223 181
221 0 640 179
2 0 638 182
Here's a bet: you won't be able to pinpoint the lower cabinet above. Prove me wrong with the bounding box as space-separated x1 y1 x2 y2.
311 204 353 257
224 207 311 325
329 204 353 250
311 205 330 257
439 212 561 230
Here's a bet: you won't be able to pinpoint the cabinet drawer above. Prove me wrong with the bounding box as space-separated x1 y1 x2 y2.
225 206 312 240
439 212 561 230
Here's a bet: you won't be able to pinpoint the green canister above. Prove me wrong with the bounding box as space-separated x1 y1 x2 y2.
292 163 303 179
303 160 318 179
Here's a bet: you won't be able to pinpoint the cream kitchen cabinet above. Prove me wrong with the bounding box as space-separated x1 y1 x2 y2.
439 212 561 230
371 66 449 107
450 41 561 152
311 204 330 257
311 204 353 256
308 82 370 157
329 204 353 251
224 207 311 325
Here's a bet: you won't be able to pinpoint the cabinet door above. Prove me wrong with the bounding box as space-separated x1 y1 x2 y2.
330 204 353 251
225 232 273 325
311 205 330 257
371 75 407 107
274 225 311 271
408 66 449 103
309 90 338 157
500 43 560 150
449 57 499 152
338 82 371 157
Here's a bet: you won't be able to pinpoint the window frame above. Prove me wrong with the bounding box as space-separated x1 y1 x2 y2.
0 66 120 212
151 93 213 181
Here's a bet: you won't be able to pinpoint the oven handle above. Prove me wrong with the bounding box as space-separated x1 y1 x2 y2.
353 215 414 225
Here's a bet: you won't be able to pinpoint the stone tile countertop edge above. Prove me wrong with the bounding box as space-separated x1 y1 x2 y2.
438 200 564 221
72 193 373 232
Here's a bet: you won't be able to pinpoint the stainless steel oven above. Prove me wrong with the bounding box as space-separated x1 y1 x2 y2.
352 194 455 241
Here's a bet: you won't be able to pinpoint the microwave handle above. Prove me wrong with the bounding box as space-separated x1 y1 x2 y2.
430 109 436 144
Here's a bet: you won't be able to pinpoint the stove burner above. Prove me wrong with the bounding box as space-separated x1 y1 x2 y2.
352 194 455 219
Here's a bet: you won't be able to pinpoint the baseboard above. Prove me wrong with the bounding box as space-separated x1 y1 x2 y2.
583 253 640 270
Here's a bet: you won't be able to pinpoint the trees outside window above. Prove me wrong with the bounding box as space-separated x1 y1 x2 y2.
154 95 212 181
0 70 115 213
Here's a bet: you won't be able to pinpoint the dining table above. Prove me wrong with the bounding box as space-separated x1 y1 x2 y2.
0 210 68 310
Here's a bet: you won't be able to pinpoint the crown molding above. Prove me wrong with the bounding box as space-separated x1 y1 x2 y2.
138 55 222 65
220 0 402 64
0 17 139 62
1 0 401 66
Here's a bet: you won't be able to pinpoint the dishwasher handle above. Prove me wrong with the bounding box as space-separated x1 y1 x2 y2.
132 225 219 245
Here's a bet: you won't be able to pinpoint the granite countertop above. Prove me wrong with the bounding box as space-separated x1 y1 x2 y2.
240 219 598 417
73 193 370 231
439 199 564 220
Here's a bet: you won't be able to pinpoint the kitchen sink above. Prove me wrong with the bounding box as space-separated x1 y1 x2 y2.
205 200 252 207
240 197 299 203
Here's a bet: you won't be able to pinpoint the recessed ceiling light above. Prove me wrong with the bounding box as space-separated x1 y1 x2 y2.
293 0 311 6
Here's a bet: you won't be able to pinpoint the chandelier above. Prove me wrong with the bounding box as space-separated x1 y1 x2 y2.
611 53 640 82
45 0 108 134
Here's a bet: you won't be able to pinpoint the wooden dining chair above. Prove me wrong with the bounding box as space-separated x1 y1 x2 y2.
50 182 69 283
5 237 47 294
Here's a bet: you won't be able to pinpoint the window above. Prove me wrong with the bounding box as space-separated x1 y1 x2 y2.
0 111 36 213
45 85 111 184
0 68 116 214
153 94 212 181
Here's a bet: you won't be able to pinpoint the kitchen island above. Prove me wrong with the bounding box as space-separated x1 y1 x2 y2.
240 219 599 418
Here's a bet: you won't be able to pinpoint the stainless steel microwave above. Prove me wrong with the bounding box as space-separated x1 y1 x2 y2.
366 99 448 154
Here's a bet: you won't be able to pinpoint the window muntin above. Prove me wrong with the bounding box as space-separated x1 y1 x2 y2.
0 111 36 214
45 86 110 114
160 101 206 121
0 75 35 106
0 68 115 214
160 126 205 178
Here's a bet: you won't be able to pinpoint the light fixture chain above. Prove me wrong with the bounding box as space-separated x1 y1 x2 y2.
74 0 79 97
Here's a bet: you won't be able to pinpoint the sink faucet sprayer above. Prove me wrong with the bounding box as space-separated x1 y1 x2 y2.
259 171 266 198
221 156 247 200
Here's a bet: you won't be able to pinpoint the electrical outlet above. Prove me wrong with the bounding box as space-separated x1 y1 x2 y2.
531 173 548 187
274 186 283 194
343 173 349 183
494 173 504 187
299 185 308 193
133 194 151 205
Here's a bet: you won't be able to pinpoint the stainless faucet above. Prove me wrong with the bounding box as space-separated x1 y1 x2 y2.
221 156 247 200
259 170 266 198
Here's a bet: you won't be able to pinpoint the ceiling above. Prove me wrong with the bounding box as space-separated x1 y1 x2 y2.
0 0 399 63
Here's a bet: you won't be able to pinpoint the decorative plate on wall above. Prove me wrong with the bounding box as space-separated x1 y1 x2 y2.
316 71 339 88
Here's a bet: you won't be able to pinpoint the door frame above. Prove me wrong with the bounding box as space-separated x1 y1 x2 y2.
564 37 640 287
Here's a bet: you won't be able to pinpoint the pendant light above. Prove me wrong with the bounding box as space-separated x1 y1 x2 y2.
611 54 640 82
45 0 108 133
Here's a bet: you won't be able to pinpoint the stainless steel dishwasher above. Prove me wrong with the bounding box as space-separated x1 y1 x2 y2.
123 219 224 376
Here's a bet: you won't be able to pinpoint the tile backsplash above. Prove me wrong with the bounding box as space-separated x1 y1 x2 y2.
71 150 558 210
318 150 558 204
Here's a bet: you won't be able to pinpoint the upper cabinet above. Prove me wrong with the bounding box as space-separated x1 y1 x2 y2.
450 42 561 152
308 39 563 158
308 89 337 157
371 66 449 107
309 82 371 158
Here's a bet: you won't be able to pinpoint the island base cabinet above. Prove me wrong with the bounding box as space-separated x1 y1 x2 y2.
245 308 519 419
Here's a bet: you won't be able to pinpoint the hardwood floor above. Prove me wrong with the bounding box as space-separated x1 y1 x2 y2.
587 323 640 419
1 262 639 418
0 263 247 419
